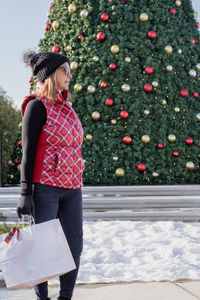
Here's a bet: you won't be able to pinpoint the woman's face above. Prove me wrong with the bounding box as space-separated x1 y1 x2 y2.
55 62 72 92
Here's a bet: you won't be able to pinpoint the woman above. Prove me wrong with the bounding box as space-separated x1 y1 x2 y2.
17 51 85 300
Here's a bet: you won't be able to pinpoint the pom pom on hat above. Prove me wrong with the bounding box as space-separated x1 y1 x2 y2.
23 50 37 67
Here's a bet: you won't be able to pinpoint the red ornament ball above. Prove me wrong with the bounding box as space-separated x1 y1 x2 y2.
145 66 154 75
172 151 179 157
78 35 84 40
196 22 199 28
109 63 116 70
100 81 107 88
51 8 55 13
180 89 188 97
185 137 193 145
120 111 129 119
170 8 176 14
193 92 199 98
144 84 153 93
52 45 60 52
14 158 19 165
29 77 33 83
157 143 164 149
137 163 146 172
18 140 22 148
101 13 109 22
123 136 132 144
191 39 195 44
105 98 114 106
45 24 51 31
147 31 156 39
96 32 106 41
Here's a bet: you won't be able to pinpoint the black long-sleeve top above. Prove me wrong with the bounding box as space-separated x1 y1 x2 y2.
20 99 47 196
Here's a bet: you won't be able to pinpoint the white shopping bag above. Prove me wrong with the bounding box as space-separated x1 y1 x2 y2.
0 218 76 289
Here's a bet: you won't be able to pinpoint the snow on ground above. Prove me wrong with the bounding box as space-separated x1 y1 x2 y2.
1 220 200 284
77 220 200 283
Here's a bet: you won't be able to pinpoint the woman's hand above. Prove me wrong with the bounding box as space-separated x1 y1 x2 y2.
17 195 34 218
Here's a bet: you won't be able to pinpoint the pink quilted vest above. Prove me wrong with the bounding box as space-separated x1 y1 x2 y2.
32 88 85 189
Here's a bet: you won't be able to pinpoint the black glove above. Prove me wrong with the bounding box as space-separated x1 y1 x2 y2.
17 195 34 219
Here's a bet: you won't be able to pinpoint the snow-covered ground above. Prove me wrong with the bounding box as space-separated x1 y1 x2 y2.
1 220 200 284
77 220 200 283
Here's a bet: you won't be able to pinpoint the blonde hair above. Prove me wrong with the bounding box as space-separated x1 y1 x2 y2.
37 70 72 104
37 72 57 104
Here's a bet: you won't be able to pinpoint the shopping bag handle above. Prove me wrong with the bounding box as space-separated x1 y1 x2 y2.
17 215 35 227
3 216 35 244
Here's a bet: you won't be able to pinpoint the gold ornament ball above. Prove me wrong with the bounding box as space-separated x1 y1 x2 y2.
196 63 200 71
92 111 101 121
186 161 195 170
144 110 150 115
80 9 89 18
74 83 82 92
17 164 21 172
196 113 200 121
56 0 61 2
178 49 182 54
121 84 130 92
152 81 158 88
168 134 176 142
141 135 151 143
111 119 117 124
93 56 99 62
174 107 180 113
165 45 173 54
152 172 159 177
86 134 93 140
166 65 173 72
52 20 60 30
113 156 118 161
111 45 120 54
140 13 149 22
66 45 72 51
88 85 96 93
68 3 77 13
175 0 181 7
70 61 79 70
162 100 167 105
115 168 125 177
189 69 197 77
194 12 198 19
125 57 131 63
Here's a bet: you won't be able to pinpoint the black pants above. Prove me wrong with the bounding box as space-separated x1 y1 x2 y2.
33 183 83 300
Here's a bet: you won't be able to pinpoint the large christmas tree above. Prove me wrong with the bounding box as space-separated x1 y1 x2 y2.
32 0 200 185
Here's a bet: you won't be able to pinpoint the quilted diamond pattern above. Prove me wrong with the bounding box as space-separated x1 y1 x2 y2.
38 93 84 189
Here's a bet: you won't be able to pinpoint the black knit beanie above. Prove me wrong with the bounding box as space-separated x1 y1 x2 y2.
23 51 70 82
